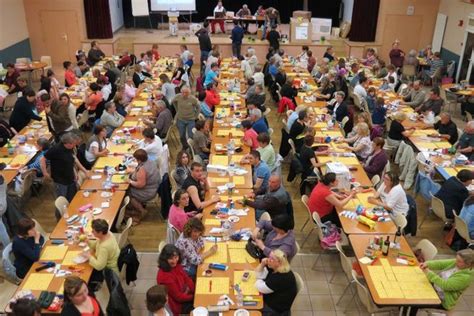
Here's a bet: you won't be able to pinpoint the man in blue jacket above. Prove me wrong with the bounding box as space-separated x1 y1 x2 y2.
231 20 245 59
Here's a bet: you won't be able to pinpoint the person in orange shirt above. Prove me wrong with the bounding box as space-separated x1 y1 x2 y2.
85 83 103 115
63 61 77 87
204 82 220 110
151 44 160 61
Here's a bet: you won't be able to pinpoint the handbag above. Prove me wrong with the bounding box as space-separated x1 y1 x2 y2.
245 240 264 260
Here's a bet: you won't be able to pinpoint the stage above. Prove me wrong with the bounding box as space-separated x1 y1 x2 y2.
80 24 377 62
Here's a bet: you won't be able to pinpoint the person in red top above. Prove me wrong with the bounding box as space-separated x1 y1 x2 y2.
85 83 103 114
118 50 131 69
62 275 104 316
307 172 355 227
241 119 259 150
156 244 194 316
151 44 160 61
307 50 317 73
63 61 77 87
204 82 220 110
4 63 20 94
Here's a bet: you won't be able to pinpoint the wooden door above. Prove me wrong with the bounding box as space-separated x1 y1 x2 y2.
39 10 81 65
381 15 423 64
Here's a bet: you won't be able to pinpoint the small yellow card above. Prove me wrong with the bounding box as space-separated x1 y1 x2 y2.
40 246 68 261
203 243 228 263
112 174 128 183
62 251 84 266
205 219 222 226
229 249 257 264
211 155 228 166
122 121 139 127
132 100 147 107
107 144 132 153
94 156 123 169
22 273 54 291
195 277 229 295
232 176 245 185
10 154 29 166
234 271 259 295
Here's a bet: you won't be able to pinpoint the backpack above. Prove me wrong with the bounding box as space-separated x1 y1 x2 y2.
320 222 342 249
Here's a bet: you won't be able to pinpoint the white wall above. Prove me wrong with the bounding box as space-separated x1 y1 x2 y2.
438 0 474 55
342 0 354 22
0 0 29 49
109 0 124 33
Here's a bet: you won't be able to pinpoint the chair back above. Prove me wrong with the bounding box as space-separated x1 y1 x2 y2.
430 193 448 222
288 138 296 156
187 139 202 163
414 239 438 261
18 169 36 197
3 93 18 111
466 112 473 122
312 210 325 242
352 270 377 313
293 271 305 295
259 212 271 222
40 56 53 68
32 219 49 241
54 196 70 217
77 111 90 127
158 240 166 253
453 210 474 242
268 127 274 136
16 57 30 64
263 107 271 117
116 218 133 249
2 243 21 284
115 196 130 231
166 222 180 244
371 175 381 188
391 212 408 231
170 169 179 191
402 65 416 77
336 241 354 279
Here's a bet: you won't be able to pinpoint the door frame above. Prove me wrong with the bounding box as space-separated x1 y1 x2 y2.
456 13 474 82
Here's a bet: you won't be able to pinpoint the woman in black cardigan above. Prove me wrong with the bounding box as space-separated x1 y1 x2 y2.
61 276 104 316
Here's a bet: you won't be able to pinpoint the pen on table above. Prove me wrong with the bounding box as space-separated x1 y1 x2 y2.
215 237 217 245
371 257 379 265
209 280 213 292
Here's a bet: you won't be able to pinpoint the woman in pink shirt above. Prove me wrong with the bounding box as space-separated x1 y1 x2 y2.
242 120 259 150
168 189 203 232
123 77 138 104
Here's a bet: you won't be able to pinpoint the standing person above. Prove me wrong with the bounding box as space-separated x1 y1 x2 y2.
171 86 200 149
231 20 245 59
262 7 280 40
211 1 226 34
195 22 212 73
267 24 280 51
9 88 42 132
12 218 45 279
87 41 105 66
45 99 73 139
389 40 405 69
0 163 11 249
41 133 89 218
236 4 251 33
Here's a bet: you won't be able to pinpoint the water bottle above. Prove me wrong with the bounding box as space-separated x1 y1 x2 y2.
63 205 69 220
235 284 244 306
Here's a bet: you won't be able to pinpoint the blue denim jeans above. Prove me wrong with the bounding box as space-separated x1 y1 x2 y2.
176 119 195 149
200 50 210 74
54 182 77 220
0 216 10 248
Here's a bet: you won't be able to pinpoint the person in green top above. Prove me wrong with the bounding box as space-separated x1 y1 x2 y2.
83 219 120 290
256 132 276 171
420 248 474 312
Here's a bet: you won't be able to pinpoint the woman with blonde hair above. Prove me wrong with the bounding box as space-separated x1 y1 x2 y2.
255 249 298 315
338 122 373 160
340 112 373 144
387 111 415 147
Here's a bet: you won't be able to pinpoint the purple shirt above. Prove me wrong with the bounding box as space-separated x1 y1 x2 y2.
257 220 296 260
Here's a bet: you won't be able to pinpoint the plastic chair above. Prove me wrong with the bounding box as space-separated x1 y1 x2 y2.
54 196 70 218
8 169 36 215
371 175 381 188
288 138 296 158
169 169 179 191
334 241 359 305
402 64 416 82
115 196 130 231
114 218 133 249
430 193 452 224
187 138 203 164
263 107 271 117
3 93 17 111
268 127 274 136
40 56 53 71
158 240 166 253
293 271 305 296
32 219 50 241
259 212 271 222
2 243 21 284
166 222 180 244
391 212 408 232
300 195 312 232
453 210 474 247
414 239 438 261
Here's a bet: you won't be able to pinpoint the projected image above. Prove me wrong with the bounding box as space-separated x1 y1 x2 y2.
151 0 196 11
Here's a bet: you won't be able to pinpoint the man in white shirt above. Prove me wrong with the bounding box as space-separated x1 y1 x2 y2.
385 64 398 83
179 45 190 65
354 77 368 99
211 1 226 34
139 127 163 161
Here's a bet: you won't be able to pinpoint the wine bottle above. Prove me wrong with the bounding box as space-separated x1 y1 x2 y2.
394 226 402 245
381 236 390 256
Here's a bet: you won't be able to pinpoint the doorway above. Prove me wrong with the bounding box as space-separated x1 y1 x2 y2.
458 32 474 82
39 10 81 65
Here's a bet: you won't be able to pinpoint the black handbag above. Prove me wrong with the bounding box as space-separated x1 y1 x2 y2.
245 239 264 260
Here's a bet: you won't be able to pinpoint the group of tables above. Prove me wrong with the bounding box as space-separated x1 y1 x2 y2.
4 57 178 314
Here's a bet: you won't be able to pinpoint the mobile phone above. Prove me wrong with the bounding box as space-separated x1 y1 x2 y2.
242 271 250 281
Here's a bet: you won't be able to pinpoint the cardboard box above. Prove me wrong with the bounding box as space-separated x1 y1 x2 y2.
290 18 312 44
293 11 312 20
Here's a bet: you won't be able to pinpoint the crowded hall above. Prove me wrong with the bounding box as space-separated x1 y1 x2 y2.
2 0 474 315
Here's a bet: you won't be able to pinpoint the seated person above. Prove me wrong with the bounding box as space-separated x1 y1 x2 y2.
62 276 104 316
247 84 266 111
241 174 289 220
327 91 348 123
84 125 109 169
250 108 268 134
175 218 217 277
308 173 356 227
168 189 203 232
298 134 328 193
256 132 276 170
419 249 474 312
146 285 173 316
126 149 161 225
460 196 474 239
337 122 372 161
363 137 388 180
252 214 297 261
182 162 220 212
12 218 44 279
241 120 259 150
192 120 211 160
457 120 474 160
156 244 195 315
100 102 124 136
429 112 458 145
26 137 50 177
387 112 415 148
248 150 271 195
368 172 409 217
138 127 163 162
198 91 213 119
81 219 120 289
289 110 308 152
415 87 444 116
434 169 473 220
255 249 298 315
174 150 191 188
372 97 387 126
9 298 41 316
204 82 220 111
402 80 425 109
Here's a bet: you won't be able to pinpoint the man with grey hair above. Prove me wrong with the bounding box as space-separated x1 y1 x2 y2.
240 174 290 220
41 132 89 219
457 120 474 160
402 80 425 108
236 4 251 33
249 107 268 134
100 102 125 136
429 112 458 145
153 100 173 139
172 86 200 149
287 105 307 130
